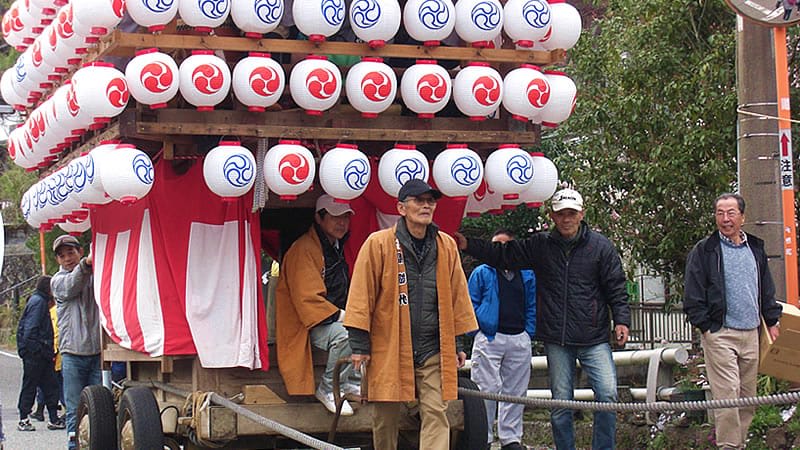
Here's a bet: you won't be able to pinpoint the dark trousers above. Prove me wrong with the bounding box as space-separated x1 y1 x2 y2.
37 370 64 409
17 356 59 422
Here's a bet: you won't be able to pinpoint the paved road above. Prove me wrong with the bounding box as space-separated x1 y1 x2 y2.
0 349 65 450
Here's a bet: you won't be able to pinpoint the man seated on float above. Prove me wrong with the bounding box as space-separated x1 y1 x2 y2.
275 194 361 416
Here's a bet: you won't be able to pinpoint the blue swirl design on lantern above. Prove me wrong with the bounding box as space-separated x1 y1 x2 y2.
351 0 380 29
471 2 501 31
321 0 345 27
132 154 154 185
20 193 30 220
36 183 47 209
255 0 282 24
199 0 230 20
394 158 427 185
84 155 96 184
71 161 87 193
418 0 450 30
344 158 369 191
522 0 550 29
14 58 26 83
223 154 254 188
143 0 175 13
450 156 481 187
56 173 71 201
506 154 533 185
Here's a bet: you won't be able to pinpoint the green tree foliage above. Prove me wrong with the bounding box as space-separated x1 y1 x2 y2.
0 164 36 224
553 0 738 300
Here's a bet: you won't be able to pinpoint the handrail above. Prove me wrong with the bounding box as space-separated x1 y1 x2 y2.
0 275 38 297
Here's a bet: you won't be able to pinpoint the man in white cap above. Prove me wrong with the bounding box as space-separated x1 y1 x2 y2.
276 194 360 416
456 187 631 450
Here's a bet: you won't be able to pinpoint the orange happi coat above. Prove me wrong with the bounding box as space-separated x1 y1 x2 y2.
344 225 478 402
276 226 340 395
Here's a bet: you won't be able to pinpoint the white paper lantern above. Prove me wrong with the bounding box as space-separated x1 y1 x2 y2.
502 64 550 122
232 52 285 112
179 50 231 111
377 144 429 197
30 39 60 89
319 143 370 201
345 57 397 118
58 215 91 235
540 70 577 127
231 0 284 38
453 62 502 121
454 0 503 48
519 152 558 207
126 0 180 33
76 141 120 207
72 62 129 128
263 139 316 200
203 140 256 200
484 144 533 200
125 48 180 109
179 0 231 33
8 127 37 170
1 68 30 110
28 0 58 17
349 0 401 49
293 0 345 43
400 59 451 119
432 143 483 200
12 51 45 101
289 54 342 115
403 0 454 47
71 0 125 37
2 1 38 51
41 25 82 74
99 144 155 204
54 4 96 51
53 82 94 137
539 0 581 51
503 0 551 48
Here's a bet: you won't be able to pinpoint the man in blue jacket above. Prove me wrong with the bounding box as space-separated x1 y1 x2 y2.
16 275 64 432
468 229 536 450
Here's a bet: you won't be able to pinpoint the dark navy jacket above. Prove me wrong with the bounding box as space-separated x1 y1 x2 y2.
17 290 55 360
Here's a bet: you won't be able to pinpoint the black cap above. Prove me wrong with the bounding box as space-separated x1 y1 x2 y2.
398 179 442 202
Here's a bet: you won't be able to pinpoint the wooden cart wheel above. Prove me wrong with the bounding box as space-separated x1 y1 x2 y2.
117 387 164 450
453 376 488 450
76 385 118 450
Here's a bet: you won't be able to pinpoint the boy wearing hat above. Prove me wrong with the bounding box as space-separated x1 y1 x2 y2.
456 188 631 450
51 235 101 450
276 194 361 416
345 179 478 450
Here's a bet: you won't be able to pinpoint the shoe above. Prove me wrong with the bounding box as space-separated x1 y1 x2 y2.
341 383 361 398
30 410 45 422
500 443 528 450
47 418 66 430
17 419 35 431
315 388 353 416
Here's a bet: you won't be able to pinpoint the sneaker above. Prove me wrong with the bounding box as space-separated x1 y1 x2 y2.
315 388 353 416
500 443 528 450
47 418 66 430
17 419 35 431
341 383 361 398
30 410 45 422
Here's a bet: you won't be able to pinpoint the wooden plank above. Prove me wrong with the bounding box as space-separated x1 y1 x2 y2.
106 31 566 65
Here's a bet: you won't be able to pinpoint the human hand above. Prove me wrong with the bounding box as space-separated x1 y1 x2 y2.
768 324 780 341
614 325 629 348
456 351 467 368
454 232 467 250
351 353 370 371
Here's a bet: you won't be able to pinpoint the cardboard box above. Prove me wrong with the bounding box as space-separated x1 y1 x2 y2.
759 302 800 383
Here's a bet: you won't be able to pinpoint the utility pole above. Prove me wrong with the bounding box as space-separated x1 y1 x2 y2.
735 16 789 302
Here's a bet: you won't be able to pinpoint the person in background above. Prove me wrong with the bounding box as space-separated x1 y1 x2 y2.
16 275 64 432
32 298 64 422
51 235 101 450
684 193 782 450
276 195 361 416
456 187 631 450
345 179 478 450
469 229 536 450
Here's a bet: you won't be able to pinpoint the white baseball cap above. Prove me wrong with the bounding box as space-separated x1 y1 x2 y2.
315 194 355 216
551 188 584 212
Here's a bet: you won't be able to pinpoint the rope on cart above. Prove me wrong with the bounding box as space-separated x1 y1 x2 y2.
133 381 347 450
457 387 800 412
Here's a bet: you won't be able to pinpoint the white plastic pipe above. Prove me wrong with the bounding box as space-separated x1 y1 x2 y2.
462 347 688 371
525 387 679 401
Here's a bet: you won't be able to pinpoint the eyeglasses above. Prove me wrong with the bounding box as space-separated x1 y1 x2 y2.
715 210 741 218
406 196 438 206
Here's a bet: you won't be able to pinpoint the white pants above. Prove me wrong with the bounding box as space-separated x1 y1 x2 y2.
470 331 532 446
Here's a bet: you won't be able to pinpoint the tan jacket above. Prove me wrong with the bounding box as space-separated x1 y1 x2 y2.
276 227 340 395
344 225 478 402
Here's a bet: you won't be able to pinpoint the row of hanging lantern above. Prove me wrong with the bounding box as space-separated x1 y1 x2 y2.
1 0 127 112
7 62 129 170
121 50 576 123
202 139 558 210
122 0 580 52
20 140 154 231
